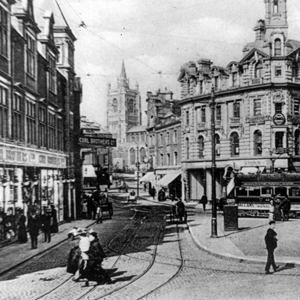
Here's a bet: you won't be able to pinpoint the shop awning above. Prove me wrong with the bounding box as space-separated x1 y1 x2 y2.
156 170 181 187
140 172 155 183
240 166 265 174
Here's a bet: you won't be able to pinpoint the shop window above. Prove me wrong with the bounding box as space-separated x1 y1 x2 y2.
230 132 239 156
254 130 262 156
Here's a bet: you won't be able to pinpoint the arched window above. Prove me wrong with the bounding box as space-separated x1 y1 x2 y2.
274 39 282 56
130 148 135 165
140 147 146 163
160 153 164 166
255 62 263 78
215 134 220 156
128 99 134 113
230 132 239 156
198 136 204 158
295 129 300 155
254 130 262 155
274 0 278 13
186 138 190 159
167 153 171 166
174 152 178 165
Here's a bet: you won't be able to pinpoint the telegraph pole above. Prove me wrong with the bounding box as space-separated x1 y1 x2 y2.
210 86 218 238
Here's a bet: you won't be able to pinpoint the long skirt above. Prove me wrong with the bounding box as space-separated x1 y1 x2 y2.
18 224 28 243
66 246 81 274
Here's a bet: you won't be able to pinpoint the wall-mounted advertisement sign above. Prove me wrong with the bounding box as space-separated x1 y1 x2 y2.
273 113 286 125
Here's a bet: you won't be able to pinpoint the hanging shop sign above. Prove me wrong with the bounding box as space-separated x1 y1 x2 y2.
79 136 117 147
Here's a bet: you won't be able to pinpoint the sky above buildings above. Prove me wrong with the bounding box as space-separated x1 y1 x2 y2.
35 0 300 127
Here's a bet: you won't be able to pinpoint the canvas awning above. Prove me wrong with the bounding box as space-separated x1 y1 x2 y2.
156 170 181 187
240 166 265 174
140 172 155 184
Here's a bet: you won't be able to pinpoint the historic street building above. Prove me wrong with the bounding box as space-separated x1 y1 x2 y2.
0 0 82 238
107 61 142 170
178 0 300 203
143 88 182 199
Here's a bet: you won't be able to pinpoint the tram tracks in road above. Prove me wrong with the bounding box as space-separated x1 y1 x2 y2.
32 206 166 300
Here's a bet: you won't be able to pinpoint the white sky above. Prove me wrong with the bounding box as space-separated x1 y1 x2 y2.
38 0 300 127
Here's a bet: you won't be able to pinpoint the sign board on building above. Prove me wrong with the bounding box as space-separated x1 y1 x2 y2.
79 136 117 147
273 113 286 125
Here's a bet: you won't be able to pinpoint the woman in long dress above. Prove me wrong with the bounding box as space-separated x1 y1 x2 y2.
18 211 27 243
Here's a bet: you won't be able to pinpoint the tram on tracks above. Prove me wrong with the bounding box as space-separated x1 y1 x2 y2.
234 172 300 218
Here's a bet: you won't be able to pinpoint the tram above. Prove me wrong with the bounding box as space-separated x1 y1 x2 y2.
233 172 300 218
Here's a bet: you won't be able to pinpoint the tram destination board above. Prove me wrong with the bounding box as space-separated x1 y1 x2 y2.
79 136 117 147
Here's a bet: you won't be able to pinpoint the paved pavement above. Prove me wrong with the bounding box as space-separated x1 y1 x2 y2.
1 187 300 277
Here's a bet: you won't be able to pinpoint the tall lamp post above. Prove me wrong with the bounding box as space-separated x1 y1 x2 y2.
136 161 140 199
210 86 218 238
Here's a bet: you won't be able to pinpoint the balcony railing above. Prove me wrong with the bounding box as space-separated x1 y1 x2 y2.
230 117 241 124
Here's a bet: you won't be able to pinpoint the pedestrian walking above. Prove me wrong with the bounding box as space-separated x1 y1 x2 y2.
27 210 41 249
152 187 156 200
17 210 27 243
268 199 275 221
274 194 282 221
41 207 52 243
81 200 88 219
279 196 291 221
200 195 208 211
264 221 279 274
50 205 59 233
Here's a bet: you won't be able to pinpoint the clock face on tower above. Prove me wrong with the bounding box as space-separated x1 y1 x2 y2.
113 98 118 112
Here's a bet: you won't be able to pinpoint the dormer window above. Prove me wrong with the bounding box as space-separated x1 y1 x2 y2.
274 0 278 13
255 62 263 78
214 76 219 90
232 72 238 87
274 39 282 56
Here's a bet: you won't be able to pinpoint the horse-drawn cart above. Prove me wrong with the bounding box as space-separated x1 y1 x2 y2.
98 193 113 220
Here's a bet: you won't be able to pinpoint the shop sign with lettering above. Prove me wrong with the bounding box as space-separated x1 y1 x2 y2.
273 113 286 125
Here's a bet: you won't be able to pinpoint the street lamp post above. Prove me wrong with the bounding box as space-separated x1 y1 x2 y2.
136 161 140 199
210 86 218 238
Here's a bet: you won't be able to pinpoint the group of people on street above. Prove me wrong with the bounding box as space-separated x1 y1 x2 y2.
19 205 58 249
67 227 112 286
81 190 109 223
269 194 291 222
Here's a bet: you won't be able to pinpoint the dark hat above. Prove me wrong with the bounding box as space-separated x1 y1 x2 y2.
269 221 275 225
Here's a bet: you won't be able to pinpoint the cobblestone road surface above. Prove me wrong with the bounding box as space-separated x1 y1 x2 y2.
1 198 300 300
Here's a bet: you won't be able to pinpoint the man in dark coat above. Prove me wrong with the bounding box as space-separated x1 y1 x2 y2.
279 196 291 221
27 210 41 249
264 221 279 274
201 195 208 211
41 207 52 243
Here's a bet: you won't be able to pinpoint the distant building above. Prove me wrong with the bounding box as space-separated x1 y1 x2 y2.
177 0 300 202
107 61 142 168
80 116 113 189
144 89 182 198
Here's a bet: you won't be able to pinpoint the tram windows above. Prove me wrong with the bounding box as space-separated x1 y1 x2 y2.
289 187 300 197
261 187 273 196
249 188 260 196
236 188 248 196
274 187 287 196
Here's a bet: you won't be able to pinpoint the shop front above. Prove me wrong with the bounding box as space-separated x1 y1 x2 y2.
0 144 70 242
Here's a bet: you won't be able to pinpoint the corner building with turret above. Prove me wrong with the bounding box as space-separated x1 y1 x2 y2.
178 0 300 203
